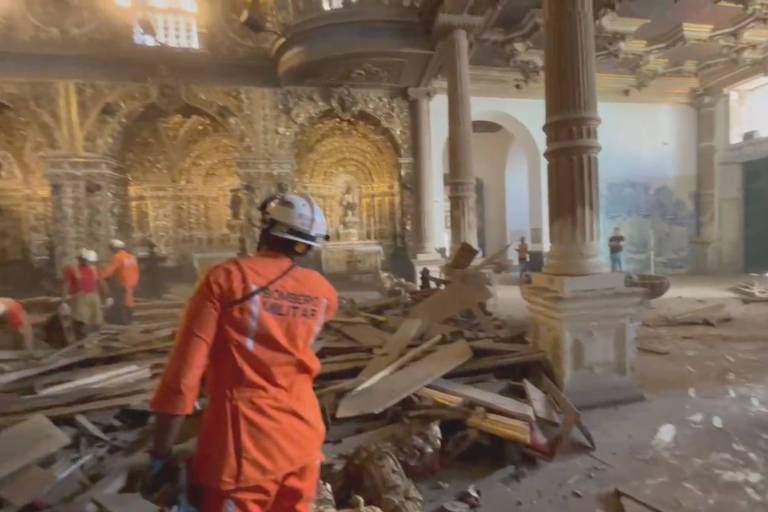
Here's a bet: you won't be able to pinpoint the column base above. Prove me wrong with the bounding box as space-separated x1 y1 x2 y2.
522 272 646 409
690 239 719 274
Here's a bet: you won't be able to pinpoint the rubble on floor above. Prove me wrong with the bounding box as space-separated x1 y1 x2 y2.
730 277 768 302
0 251 595 511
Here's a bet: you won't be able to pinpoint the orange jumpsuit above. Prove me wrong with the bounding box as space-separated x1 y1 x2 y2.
100 249 140 307
150 252 338 512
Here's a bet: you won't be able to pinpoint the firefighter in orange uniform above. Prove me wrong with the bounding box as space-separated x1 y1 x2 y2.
146 193 337 512
100 239 139 325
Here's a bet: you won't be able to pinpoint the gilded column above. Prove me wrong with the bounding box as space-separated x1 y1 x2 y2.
542 0 606 275
408 88 439 256
446 27 479 253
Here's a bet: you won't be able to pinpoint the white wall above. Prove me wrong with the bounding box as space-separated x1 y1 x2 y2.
471 129 513 255
429 94 697 271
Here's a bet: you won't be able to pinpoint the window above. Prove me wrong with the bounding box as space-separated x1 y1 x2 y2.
115 0 200 49
729 76 768 144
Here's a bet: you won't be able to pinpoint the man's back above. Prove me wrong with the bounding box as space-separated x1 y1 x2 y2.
150 252 338 488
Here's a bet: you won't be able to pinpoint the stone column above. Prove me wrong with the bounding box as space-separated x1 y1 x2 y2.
408 88 439 256
46 156 127 271
522 0 645 408
691 94 719 273
542 0 605 275
445 27 478 254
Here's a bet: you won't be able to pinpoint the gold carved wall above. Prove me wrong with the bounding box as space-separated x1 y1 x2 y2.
0 79 414 272
295 113 401 244
121 106 241 261
0 103 50 264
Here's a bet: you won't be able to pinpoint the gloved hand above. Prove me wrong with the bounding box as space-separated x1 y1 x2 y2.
140 456 179 506
104 297 114 308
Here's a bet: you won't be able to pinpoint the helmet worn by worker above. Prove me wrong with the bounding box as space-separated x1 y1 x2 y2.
110 239 126 250
78 248 99 263
259 193 329 247
0 301 6 318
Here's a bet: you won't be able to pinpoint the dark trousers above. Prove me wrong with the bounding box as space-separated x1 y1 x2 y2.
106 282 133 325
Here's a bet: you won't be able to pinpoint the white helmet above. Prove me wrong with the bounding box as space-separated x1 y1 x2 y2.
78 248 98 263
110 239 126 249
260 193 329 247
0 301 7 318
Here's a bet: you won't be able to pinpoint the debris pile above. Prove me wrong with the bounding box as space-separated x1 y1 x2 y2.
730 277 768 302
0 246 595 511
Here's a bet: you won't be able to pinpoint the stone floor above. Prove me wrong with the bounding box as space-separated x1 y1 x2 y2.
420 275 768 511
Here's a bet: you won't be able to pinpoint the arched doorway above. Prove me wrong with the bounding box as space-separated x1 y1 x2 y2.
441 111 543 259
119 104 241 263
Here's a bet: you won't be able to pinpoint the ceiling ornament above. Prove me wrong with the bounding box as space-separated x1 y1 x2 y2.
480 10 543 88
278 87 411 157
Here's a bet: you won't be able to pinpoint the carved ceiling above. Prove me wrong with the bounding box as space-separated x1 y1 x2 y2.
0 0 765 98
478 0 768 95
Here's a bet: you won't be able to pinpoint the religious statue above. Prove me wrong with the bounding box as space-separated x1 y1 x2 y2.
339 183 358 228
229 188 243 221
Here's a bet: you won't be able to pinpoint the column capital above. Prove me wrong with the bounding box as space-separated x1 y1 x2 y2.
693 92 717 110
433 15 483 41
406 87 435 102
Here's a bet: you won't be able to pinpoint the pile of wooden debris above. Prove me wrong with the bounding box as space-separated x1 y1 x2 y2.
0 247 594 511
730 276 768 303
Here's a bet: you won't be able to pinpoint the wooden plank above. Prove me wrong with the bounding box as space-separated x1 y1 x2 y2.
38 365 143 395
323 423 404 460
95 493 156 512
540 376 595 456
410 272 492 328
336 340 473 418
0 464 58 507
448 242 479 269
428 378 534 422
356 317 424 380
469 339 529 353
466 411 531 444
356 335 444 391
0 415 70 480
448 350 546 375
74 414 110 442
338 324 391 347
0 392 152 425
523 379 561 425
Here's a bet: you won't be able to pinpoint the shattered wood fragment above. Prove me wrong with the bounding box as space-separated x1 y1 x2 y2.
336 341 473 418
323 424 405 461
0 414 70 480
522 379 561 425
338 324 391 348
466 411 531 445
74 414 110 442
448 350 546 376
356 318 424 380
538 376 595 457
410 272 492 329
448 243 480 270
0 464 57 507
428 378 534 422
356 335 444 392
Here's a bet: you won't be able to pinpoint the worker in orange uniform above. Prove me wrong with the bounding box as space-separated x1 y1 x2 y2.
145 193 337 512
0 297 33 350
100 239 139 325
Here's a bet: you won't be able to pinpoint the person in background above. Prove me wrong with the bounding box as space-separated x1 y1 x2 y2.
101 239 139 325
515 236 530 282
63 248 110 333
0 297 33 350
609 226 625 272
144 193 337 512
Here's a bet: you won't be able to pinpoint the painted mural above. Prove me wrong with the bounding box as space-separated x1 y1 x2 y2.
600 177 695 274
